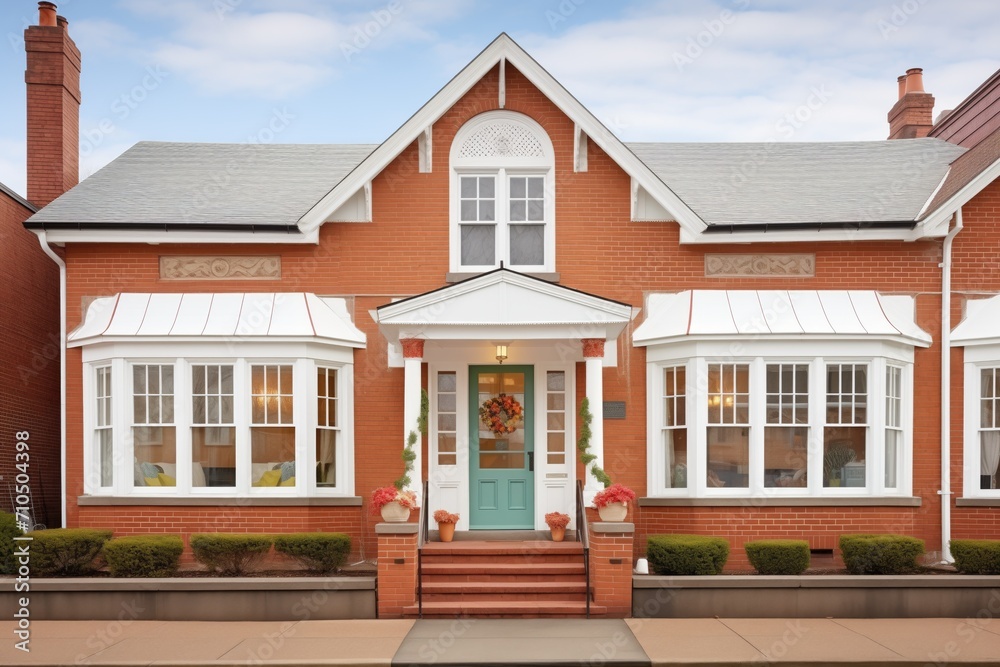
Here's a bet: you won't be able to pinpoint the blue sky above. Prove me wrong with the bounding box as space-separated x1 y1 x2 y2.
1 0 998 198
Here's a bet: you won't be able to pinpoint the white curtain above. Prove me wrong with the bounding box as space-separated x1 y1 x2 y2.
982 432 1000 489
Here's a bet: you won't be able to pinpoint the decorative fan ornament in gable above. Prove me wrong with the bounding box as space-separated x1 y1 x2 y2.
457 120 545 159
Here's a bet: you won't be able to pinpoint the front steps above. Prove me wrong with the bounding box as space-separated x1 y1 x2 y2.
403 538 604 618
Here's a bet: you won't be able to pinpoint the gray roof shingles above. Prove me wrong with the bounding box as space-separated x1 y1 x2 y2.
26 137 969 232
627 138 966 227
26 141 376 228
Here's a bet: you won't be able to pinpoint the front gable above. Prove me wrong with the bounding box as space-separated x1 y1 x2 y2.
297 33 705 238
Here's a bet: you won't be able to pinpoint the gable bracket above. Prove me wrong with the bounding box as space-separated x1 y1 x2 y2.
574 123 588 173
499 56 506 109
418 126 432 173
364 181 373 221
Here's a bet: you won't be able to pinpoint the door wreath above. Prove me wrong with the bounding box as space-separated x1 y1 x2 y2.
479 393 524 436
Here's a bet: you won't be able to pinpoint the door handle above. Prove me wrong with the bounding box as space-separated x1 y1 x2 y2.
528 452 534 472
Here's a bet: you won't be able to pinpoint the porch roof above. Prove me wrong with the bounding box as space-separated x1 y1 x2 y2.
68 292 366 347
633 290 931 347
373 268 634 343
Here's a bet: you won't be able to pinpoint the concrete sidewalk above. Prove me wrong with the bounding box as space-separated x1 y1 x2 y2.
2 617 1000 666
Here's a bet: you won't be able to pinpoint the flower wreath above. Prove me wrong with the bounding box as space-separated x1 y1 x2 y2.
479 393 524 436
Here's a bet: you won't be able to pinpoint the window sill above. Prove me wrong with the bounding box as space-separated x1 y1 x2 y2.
446 272 560 283
955 498 1000 507
638 496 922 507
77 495 362 507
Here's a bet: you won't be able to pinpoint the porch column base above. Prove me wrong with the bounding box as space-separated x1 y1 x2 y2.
589 521 634 618
376 523 418 618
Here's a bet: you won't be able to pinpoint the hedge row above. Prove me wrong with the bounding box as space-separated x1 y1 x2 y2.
645 533 934 576
9 526 351 577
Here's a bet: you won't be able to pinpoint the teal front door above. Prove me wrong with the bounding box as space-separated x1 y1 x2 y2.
469 365 534 529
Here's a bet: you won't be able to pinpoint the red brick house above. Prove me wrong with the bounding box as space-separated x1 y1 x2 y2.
0 2 72 529
20 3 1000 583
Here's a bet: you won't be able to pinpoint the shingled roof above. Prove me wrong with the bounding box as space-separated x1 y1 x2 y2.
25 142 376 230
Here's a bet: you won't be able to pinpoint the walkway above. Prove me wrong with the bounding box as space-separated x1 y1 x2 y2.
2 616 1000 665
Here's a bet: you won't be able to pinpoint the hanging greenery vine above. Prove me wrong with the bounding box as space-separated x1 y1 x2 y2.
577 397 611 487
395 388 429 491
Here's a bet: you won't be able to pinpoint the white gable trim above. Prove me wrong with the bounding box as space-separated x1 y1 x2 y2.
296 33 707 236
917 155 1000 237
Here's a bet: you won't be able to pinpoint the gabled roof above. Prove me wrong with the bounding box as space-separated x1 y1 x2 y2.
374 268 633 342
919 125 1000 226
0 181 35 212
628 139 964 229
25 142 375 231
296 33 706 236
633 290 931 348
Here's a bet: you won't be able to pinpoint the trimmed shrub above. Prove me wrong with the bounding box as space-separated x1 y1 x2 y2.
27 528 114 576
273 533 351 574
745 540 810 575
950 539 1000 575
839 534 924 575
104 535 184 577
647 534 729 575
190 534 273 575
0 512 23 575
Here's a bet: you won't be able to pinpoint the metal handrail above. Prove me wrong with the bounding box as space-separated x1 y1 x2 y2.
417 480 429 618
576 479 590 618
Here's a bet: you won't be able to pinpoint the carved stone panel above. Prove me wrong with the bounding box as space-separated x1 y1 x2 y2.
705 254 815 277
159 256 281 281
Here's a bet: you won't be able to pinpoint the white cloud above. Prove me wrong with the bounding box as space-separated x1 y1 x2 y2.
517 0 1000 142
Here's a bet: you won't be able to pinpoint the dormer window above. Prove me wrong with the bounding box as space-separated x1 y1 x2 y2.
450 111 555 273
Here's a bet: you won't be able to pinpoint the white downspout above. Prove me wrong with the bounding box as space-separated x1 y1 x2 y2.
940 208 963 563
35 231 66 527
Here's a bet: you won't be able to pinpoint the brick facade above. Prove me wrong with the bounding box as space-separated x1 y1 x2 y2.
50 57 998 568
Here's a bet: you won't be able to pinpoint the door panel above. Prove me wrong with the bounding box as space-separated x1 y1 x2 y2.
469 365 534 528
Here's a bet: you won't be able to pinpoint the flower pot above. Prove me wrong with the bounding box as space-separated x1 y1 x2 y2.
550 526 566 542
438 522 455 542
379 500 410 523
597 502 628 522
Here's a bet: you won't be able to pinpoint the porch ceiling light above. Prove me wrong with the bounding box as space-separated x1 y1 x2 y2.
495 343 509 365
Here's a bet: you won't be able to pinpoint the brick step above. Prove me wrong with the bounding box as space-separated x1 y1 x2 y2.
403 600 606 618
421 581 588 595
421 540 583 556
420 562 586 578
419 553 583 564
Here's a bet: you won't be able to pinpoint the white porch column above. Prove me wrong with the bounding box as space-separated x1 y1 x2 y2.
401 338 424 505
583 338 605 503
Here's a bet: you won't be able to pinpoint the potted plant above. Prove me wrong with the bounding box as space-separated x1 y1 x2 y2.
370 486 417 523
592 483 636 521
433 510 460 542
544 511 571 542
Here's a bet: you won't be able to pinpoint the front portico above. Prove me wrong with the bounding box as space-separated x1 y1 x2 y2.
373 269 633 530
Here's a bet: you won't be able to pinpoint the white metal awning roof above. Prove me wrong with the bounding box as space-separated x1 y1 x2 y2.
633 290 931 347
68 293 366 348
952 294 1000 347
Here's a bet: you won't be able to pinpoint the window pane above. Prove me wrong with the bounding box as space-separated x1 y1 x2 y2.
823 427 865 487
316 429 336 487
510 177 525 198
99 430 113 487
192 427 235 487
479 200 495 221
510 200 526 221
527 200 544 221
527 177 544 198
438 372 457 392
461 224 495 265
665 428 687 489
885 429 900 488
547 432 565 465
764 426 808 488
251 426 295 487
133 426 177 487
479 176 494 198
547 371 565 392
133 366 146 393
510 224 544 265
460 176 477 198
707 427 748 488
981 432 1000 490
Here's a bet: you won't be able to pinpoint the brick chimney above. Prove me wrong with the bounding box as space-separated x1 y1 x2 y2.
887 68 934 140
24 1 80 207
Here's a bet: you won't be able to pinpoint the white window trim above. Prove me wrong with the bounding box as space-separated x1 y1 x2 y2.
645 340 915 499
449 110 555 273
962 346 1000 498
82 347 355 498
